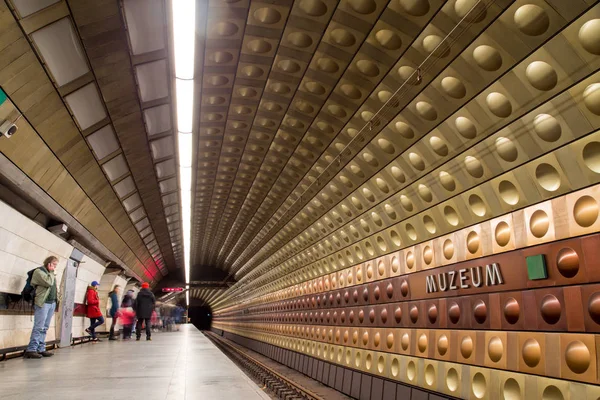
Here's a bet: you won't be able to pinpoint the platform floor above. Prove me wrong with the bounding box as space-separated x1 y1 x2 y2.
0 325 272 400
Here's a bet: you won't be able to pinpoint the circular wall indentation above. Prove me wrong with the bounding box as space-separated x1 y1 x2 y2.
409 305 419 323
398 65 418 84
474 300 487 324
209 51 234 64
533 114 561 142
579 19 600 55
409 152 425 171
504 297 520 324
428 304 438 323
406 251 415 269
583 141 600 173
535 163 561 192
472 373 487 399
242 65 264 78
438 334 448 355
526 61 558 91
503 378 521 400
399 0 430 16
542 386 564 400
395 121 415 138
254 7 282 24
461 336 473 358
330 28 356 47
391 358 400 376
277 59 301 74
556 248 579 278
348 0 376 14
418 184 433 202
540 294 561 324
356 59 380 77
496 137 518 162
340 84 361 99
288 32 313 48
443 239 454 260
588 292 600 324
473 45 502 71
584 83 600 115
213 21 239 36
247 39 272 54
522 338 541 367
208 75 229 86
499 180 519 205
455 116 477 139
423 246 433 265
429 136 448 156
375 30 402 50
299 0 328 16
406 224 417 241
416 101 438 120
446 368 458 392
469 195 487 217
395 307 402 323
495 221 511 247
529 209 550 238
486 92 512 118
425 364 435 386
573 195 599 227
488 336 503 362
444 206 459 227
400 280 409 296
565 340 591 374
467 230 480 254
407 360 416 381
423 35 450 57
316 57 339 73
441 76 467 99
418 334 427 352
514 4 549 36
449 302 460 324
465 156 484 178
439 171 456 192
455 0 486 21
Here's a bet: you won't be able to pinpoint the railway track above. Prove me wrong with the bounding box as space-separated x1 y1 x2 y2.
205 332 323 400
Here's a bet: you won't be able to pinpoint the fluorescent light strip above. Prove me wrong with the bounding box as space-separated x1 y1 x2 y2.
172 0 196 306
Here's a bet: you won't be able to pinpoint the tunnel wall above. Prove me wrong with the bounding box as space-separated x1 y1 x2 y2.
213 184 600 399
0 200 106 348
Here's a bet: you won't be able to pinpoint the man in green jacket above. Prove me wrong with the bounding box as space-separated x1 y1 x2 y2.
24 256 59 359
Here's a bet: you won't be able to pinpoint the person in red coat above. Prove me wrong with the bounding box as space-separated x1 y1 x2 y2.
85 281 104 342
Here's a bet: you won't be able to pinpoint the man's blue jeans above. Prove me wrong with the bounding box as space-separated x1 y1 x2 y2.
27 302 56 353
88 316 104 339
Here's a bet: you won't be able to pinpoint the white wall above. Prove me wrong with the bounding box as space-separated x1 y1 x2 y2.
0 200 106 348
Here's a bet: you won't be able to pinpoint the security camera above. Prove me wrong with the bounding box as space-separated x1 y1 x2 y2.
0 120 17 138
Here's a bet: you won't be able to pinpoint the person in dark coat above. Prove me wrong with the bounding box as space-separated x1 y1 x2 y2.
135 283 155 341
107 285 121 340
85 281 103 342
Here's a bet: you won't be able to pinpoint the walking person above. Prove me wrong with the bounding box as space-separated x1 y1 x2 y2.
85 281 104 342
116 304 135 340
24 256 59 359
135 282 155 341
108 285 121 341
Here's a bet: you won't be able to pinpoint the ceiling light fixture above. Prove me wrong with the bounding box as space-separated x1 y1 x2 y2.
171 0 196 307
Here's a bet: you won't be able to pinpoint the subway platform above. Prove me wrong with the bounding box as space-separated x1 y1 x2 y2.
0 325 271 400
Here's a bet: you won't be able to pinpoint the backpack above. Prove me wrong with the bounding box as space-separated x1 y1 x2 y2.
21 267 43 303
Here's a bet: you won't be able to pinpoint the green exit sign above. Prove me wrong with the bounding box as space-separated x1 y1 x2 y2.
526 254 547 280
0 88 6 106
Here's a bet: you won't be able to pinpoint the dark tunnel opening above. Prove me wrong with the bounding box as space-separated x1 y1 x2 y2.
188 305 213 330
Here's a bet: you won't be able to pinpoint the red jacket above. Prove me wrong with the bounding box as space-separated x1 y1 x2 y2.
85 286 102 318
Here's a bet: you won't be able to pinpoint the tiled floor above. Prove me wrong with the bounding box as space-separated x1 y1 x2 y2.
0 325 272 400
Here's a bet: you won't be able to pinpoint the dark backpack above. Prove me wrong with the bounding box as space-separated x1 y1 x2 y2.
21 267 43 303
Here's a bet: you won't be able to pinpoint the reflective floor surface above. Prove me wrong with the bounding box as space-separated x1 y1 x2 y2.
0 325 272 400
